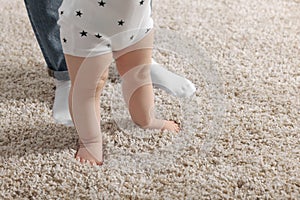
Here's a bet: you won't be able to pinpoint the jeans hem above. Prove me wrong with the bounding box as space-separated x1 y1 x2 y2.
48 69 70 81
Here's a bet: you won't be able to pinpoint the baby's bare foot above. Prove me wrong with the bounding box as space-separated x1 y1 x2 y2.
75 141 103 166
163 120 180 132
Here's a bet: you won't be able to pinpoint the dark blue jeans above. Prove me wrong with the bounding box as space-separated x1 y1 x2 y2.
24 0 69 80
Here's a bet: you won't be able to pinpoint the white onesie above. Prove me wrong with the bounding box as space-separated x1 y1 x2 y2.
58 0 153 57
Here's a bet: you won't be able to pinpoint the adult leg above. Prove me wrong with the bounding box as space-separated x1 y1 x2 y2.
24 0 72 125
65 54 112 165
24 0 68 79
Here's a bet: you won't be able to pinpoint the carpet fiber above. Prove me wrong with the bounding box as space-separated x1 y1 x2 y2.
1 0 299 199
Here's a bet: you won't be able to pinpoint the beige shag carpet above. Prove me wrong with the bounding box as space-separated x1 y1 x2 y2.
1 0 299 199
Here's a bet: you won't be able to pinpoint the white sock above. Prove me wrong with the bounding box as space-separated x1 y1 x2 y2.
150 59 196 97
53 79 74 126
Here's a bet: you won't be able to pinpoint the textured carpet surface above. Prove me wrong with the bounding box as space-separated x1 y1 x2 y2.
1 0 299 199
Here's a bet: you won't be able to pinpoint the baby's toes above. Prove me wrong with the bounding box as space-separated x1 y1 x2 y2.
90 160 97 166
96 161 103 166
80 157 86 164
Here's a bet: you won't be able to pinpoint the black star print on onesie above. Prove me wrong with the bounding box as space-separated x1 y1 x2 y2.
118 20 125 26
76 10 83 17
80 30 88 37
140 0 145 5
98 0 106 7
95 33 102 39
145 28 151 33
63 38 67 43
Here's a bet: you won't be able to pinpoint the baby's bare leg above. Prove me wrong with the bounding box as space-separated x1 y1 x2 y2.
65 54 112 165
114 32 179 132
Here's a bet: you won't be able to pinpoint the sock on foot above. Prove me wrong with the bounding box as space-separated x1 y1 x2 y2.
150 59 196 97
53 79 74 126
